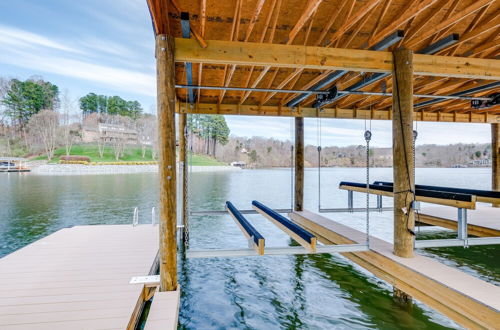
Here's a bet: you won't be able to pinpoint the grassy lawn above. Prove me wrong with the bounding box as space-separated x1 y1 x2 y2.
30 145 227 165
188 153 226 166
31 145 155 163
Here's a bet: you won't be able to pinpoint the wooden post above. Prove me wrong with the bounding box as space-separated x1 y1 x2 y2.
156 34 177 291
493 123 500 207
179 112 189 238
295 117 304 211
392 48 415 258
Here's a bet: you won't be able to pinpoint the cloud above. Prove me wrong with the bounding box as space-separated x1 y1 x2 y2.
0 24 83 54
0 24 155 97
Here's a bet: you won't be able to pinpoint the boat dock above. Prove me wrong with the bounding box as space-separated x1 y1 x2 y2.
290 210 500 329
419 205 500 237
0 225 179 330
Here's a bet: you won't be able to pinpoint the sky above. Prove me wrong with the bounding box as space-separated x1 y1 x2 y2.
0 0 492 147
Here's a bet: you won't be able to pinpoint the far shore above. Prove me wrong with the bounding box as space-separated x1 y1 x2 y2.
31 163 242 175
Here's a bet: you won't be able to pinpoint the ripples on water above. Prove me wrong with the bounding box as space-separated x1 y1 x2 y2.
1 168 498 329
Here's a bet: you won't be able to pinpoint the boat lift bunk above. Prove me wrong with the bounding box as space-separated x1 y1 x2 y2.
373 181 500 205
226 201 265 255
338 181 500 248
187 201 368 258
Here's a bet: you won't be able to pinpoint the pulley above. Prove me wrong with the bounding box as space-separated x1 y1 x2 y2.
364 130 372 142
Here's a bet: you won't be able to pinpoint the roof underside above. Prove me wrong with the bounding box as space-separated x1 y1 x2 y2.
147 0 500 119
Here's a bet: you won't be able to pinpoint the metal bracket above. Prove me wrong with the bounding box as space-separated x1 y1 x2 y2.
348 190 354 212
129 275 160 287
457 208 468 247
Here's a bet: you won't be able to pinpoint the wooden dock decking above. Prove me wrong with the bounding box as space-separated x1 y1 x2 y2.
289 210 500 329
419 205 500 237
0 225 178 330
144 289 180 329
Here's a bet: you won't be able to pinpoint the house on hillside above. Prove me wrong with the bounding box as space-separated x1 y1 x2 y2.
82 123 138 144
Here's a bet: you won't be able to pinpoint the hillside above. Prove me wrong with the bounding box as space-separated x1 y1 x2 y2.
208 136 491 168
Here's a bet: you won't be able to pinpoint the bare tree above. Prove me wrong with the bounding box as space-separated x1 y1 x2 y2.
82 112 108 158
59 90 80 156
136 115 157 158
27 110 59 160
107 115 133 160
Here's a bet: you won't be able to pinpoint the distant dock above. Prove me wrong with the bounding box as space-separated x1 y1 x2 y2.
0 225 179 329
0 157 30 173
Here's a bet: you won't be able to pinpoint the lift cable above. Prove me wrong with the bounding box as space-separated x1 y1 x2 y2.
317 116 322 211
290 117 295 211
364 115 372 247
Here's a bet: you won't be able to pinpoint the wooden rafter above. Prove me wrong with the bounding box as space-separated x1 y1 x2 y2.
148 0 500 120
218 0 268 103
369 0 393 43
407 0 495 49
369 0 437 48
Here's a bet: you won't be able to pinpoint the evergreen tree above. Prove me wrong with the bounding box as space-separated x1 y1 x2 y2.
79 93 142 118
2 78 59 126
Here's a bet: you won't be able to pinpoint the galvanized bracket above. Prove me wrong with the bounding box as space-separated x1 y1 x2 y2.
129 275 160 287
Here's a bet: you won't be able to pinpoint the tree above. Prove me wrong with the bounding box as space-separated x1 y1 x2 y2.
0 78 10 124
82 112 108 158
136 114 157 158
107 115 133 160
59 90 81 156
79 93 142 118
2 78 59 127
27 110 59 160
187 114 230 156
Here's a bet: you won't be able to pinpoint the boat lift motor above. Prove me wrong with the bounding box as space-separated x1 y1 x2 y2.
315 86 338 109
471 93 499 109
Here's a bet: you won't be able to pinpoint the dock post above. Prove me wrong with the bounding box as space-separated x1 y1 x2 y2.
295 117 304 211
156 34 178 291
392 48 415 258
492 123 499 207
179 112 188 242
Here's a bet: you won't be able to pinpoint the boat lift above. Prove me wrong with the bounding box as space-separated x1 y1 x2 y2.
187 200 369 258
340 181 500 248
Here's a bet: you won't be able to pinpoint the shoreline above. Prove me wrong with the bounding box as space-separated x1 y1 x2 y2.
31 164 242 175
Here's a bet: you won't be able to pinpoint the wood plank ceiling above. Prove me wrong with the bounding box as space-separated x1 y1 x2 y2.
147 0 500 118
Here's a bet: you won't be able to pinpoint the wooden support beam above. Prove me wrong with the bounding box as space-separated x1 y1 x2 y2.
295 117 304 211
177 103 500 123
493 123 500 207
178 112 188 241
156 34 178 291
174 38 500 80
392 48 415 258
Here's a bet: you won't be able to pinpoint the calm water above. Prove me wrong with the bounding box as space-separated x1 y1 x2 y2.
1 168 499 329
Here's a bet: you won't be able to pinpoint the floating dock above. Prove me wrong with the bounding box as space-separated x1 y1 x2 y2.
289 210 500 329
0 225 179 330
419 205 500 237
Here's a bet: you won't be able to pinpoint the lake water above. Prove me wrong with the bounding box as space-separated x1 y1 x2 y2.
1 168 498 329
